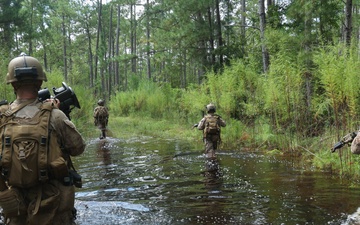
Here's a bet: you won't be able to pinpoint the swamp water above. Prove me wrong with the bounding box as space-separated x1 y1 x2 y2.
72 136 360 225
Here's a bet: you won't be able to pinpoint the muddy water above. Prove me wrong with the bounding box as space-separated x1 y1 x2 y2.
73 136 360 225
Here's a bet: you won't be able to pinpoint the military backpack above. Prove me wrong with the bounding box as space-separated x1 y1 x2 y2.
204 114 220 135
0 101 67 188
94 106 108 119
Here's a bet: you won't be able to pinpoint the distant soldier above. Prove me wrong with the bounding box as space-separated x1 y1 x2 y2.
196 103 226 158
93 99 109 139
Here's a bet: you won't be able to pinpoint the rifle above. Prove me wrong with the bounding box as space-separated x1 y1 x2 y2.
331 131 358 152
38 82 81 120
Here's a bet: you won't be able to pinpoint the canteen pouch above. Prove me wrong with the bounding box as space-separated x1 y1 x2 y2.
50 157 69 181
0 188 27 217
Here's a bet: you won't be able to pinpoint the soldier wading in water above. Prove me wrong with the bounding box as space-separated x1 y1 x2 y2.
93 99 109 139
0 53 86 225
195 103 226 159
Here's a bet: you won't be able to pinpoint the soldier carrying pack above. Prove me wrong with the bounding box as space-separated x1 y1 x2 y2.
94 99 109 139
204 114 221 135
0 53 85 224
0 101 72 189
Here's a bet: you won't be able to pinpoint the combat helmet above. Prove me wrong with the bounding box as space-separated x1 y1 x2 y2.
6 53 47 84
206 103 216 113
97 99 105 106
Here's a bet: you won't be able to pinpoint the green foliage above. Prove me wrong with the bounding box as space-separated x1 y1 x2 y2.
110 79 180 119
263 49 303 132
313 44 360 130
313 147 360 179
179 84 208 123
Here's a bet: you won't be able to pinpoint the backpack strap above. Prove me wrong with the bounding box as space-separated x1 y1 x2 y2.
37 102 54 182
3 99 34 117
0 100 34 128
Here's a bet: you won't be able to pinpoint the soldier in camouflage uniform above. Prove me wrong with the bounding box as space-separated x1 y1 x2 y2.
0 54 86 225
197 103 226 159
93 99 109 139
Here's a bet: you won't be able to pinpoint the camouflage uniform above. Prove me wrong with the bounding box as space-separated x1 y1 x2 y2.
351 131 360 154
93 100 109 139
0 54 85 225
4 100 86 225
197 104 226 158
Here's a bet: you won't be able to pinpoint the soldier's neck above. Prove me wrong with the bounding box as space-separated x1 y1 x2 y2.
16 92 38 100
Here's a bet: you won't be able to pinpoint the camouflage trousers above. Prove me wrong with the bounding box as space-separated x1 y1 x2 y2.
204 134 220 158
95 118 108 139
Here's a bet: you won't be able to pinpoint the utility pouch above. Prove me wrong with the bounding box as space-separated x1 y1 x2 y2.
0 188 27 217
50 157 69 180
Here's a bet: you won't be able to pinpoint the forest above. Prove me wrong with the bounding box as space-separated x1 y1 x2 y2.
1 0 360 178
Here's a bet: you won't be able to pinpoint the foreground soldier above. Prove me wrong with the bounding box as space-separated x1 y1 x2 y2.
93 99 109 139
196 103 226 158
0 54 86 225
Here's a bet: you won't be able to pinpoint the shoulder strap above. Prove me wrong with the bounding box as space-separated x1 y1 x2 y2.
0 100 34 129
3 99 34 117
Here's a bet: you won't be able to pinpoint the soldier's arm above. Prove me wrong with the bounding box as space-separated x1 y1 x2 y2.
219 117 226 127
52 109 86 156
197 117 206 130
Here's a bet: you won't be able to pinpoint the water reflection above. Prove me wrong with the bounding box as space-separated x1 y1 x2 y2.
195 158 234 224
96 139 112 166
72 137 360 225
203 158 222 189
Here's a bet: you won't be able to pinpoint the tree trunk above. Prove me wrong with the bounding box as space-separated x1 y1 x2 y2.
241 0 246 55
95 0 103 83
131 3 137 74
303 1 313 135
146 0 151 80
62 14 68 81
215 0 223 68
344 0 352 45
86 20 94 87
207 7 215 67
28 0 34 55
115 4 120 89
108 5 113 98
258 0 269 73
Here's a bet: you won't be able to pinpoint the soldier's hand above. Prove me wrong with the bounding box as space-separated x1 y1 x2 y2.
342 132 357 144
45 98 60 108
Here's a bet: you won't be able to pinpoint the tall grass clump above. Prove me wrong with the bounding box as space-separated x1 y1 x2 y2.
312 44 357 134
110 78 180 120
264 50 304 133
